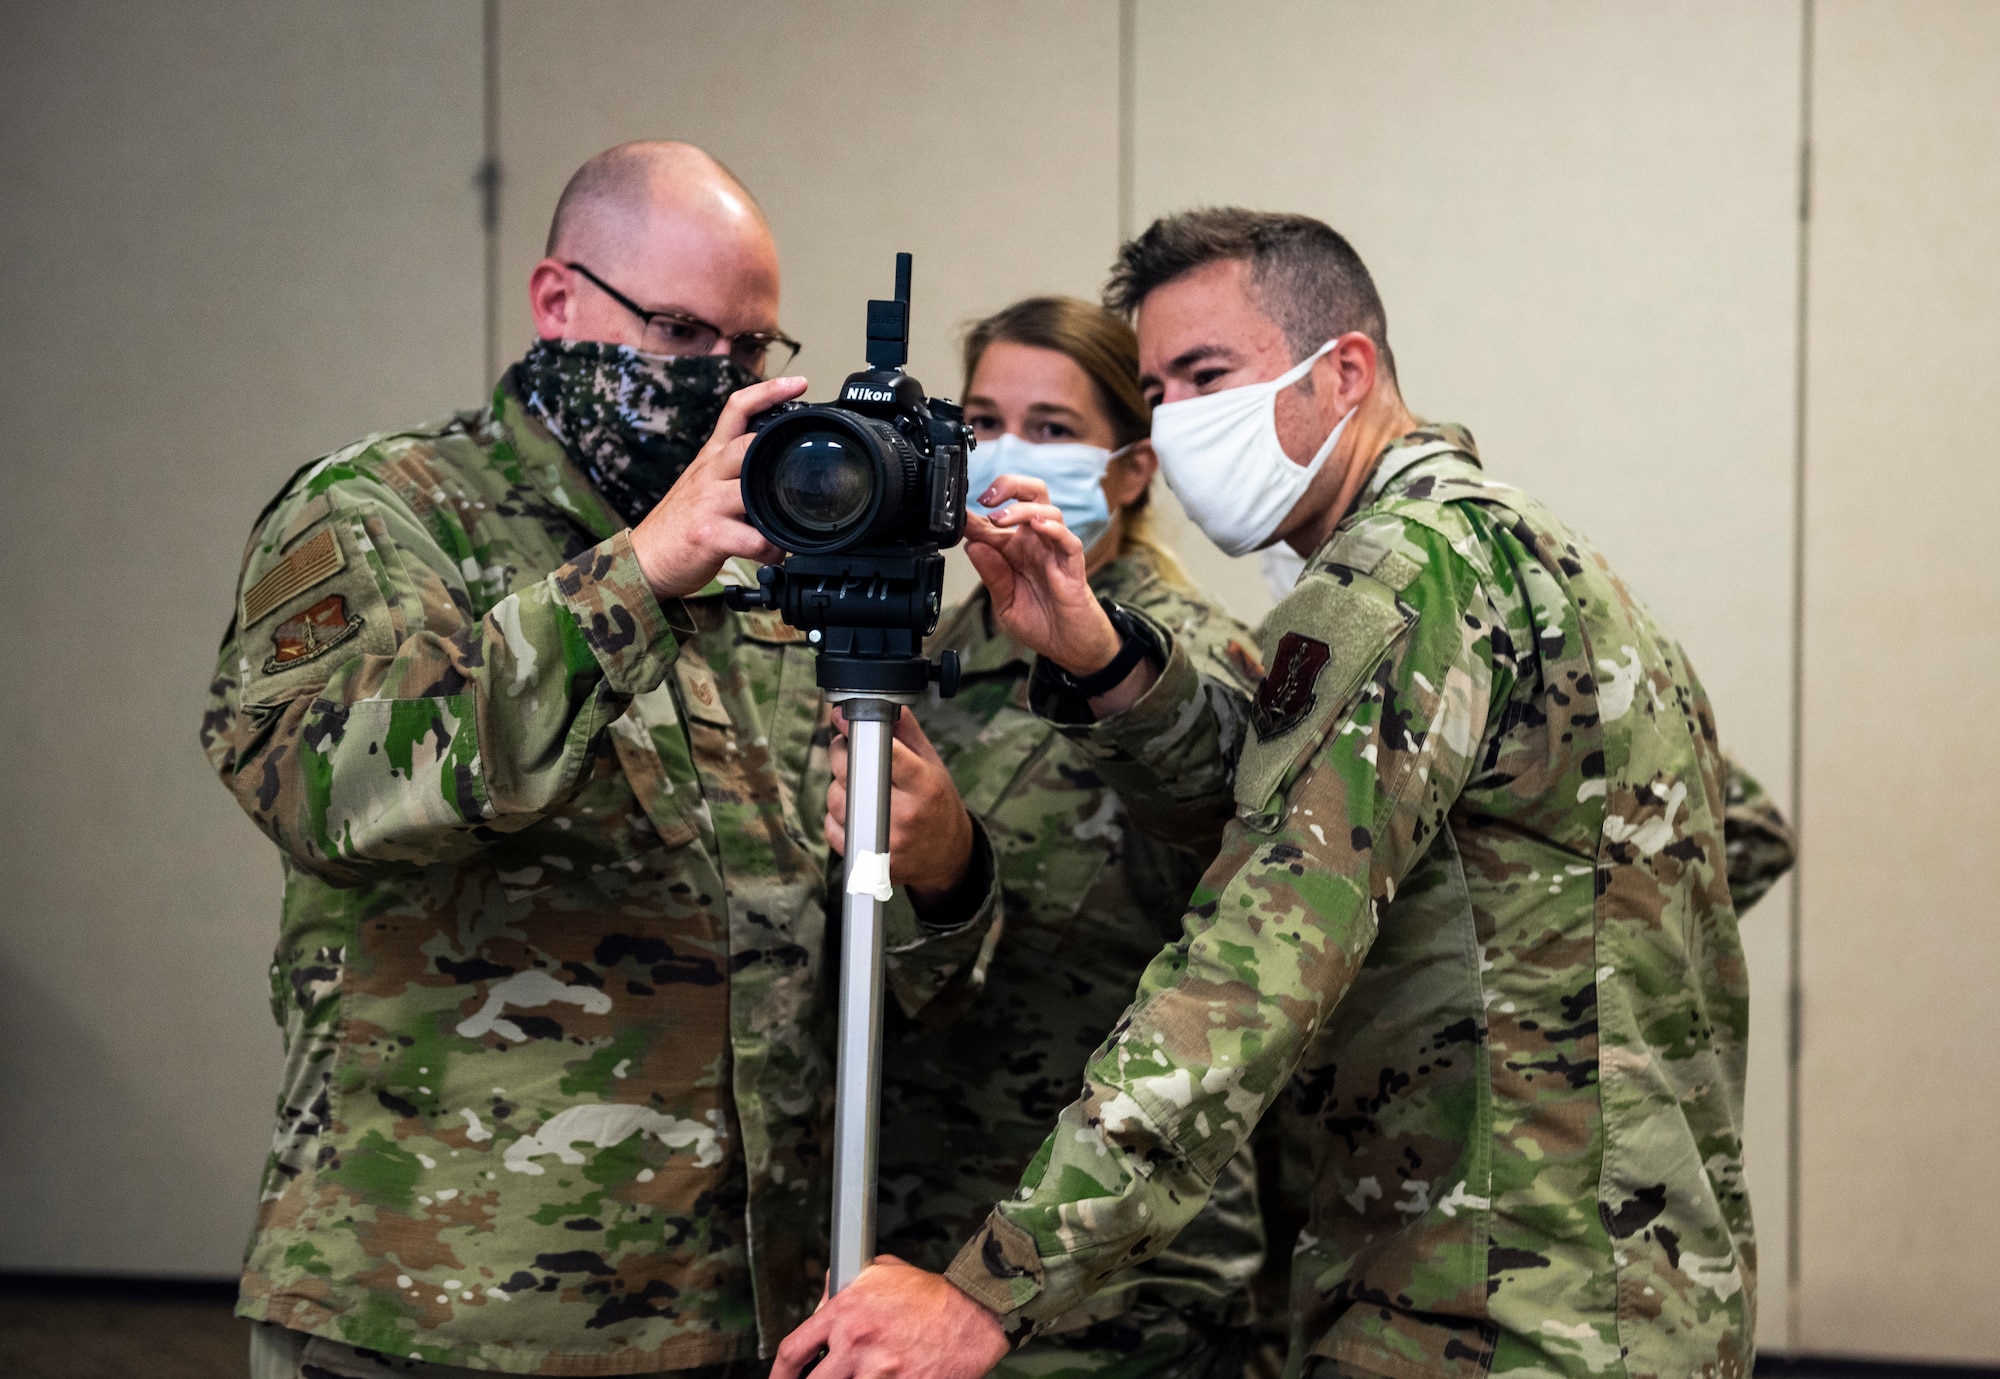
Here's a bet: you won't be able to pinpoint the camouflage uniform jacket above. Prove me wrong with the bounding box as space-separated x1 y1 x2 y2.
201 374 996 1375
1718 757 1794 915
946 426 1756 1379
878 552 1267 1339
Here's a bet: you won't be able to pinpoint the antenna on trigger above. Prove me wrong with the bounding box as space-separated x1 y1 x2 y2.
864 251 913 372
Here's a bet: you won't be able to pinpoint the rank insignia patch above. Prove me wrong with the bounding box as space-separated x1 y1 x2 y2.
264 594 364 673
1252 631 1332 740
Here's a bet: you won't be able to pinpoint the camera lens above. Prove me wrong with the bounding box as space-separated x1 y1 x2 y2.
769 431 875 534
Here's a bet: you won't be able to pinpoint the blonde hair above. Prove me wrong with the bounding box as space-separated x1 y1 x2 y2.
961 296 1191 589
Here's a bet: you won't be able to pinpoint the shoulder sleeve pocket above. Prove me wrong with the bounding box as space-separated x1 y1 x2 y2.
1234 567 1416 828
238 515 397 708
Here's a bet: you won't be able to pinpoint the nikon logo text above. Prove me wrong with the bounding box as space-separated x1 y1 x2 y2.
843 387 895 403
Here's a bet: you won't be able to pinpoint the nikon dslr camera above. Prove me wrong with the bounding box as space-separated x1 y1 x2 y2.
726 253 971 699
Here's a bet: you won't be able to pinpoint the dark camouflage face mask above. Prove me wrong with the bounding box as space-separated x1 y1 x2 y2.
514 338 757 528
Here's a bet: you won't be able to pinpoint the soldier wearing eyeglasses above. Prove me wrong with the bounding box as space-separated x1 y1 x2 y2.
204 140 997 1379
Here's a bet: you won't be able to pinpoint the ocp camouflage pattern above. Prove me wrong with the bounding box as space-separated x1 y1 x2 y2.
1718 755 1795 915
879 552 1265 1379
201 365 994 1375
946 426 1758 1379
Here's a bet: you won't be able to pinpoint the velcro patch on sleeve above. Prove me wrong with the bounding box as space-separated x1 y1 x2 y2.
263 593 365 673
242 525 346 626
1233 566 1416 824
239 516 395 707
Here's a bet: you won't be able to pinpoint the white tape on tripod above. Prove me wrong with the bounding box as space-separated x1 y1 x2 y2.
846 850 894 902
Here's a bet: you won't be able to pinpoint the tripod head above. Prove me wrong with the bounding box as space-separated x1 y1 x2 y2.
727 253 968 699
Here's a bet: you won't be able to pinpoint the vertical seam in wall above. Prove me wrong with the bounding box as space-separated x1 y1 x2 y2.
1786 0 1815 1354
480 0 501 388
1117 0 1136 243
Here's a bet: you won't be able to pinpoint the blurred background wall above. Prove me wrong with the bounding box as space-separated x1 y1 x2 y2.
0 0 1993 1366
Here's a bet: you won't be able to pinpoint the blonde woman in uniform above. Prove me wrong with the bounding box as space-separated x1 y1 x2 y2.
853 298 1267 1379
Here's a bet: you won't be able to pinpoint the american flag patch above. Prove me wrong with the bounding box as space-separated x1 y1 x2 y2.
242 526 345 626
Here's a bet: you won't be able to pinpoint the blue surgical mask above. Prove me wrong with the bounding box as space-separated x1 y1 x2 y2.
966 433 1126 550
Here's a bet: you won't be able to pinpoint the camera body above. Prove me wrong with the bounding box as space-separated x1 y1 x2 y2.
728 254 972 699
742 374 968 556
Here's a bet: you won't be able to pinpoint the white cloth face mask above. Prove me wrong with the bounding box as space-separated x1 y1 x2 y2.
966 432 1124 550
1150 339 1352 557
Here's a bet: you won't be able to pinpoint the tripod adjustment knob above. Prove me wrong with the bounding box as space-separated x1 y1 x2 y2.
929 649 961 699
723 563 783 613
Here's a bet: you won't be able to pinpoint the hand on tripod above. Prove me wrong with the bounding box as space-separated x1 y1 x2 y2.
825 707 974 911
774 1256 1008 1379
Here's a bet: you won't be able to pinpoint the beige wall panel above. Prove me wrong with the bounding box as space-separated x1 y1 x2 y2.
495 0 1120 460
1134 0 1804 1349
1798 1 2000 1361
0 1 483 1273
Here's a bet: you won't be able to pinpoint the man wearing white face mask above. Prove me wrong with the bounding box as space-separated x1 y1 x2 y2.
776 210 1761 1379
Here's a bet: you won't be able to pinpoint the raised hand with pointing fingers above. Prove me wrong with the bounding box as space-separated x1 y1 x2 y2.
962 474 1160 717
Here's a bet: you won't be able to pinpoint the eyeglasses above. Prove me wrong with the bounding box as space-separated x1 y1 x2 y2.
564 261 800 376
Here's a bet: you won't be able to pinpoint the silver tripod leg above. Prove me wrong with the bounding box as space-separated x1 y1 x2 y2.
829 696 900 1295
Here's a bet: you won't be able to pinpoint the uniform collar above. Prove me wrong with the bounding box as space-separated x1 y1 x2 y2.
489 370 747 600
1357 421 1482 506
490 372 625 543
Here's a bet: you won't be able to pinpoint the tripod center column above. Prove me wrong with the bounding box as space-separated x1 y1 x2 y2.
829 696 900 1293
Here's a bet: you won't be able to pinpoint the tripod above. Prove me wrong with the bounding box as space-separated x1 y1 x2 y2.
728 559 963 1299
815 638 958 1293
723 247 970 1299
824 690 908 1294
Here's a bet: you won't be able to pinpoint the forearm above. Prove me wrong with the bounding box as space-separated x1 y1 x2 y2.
943 814 1373 1327
220 530 676 881
954 567 1494 1331
883 819 1002 1019
1032 624 1249 855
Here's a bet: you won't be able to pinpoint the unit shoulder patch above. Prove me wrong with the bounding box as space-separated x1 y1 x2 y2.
1232 568 1418 827
264 594 365 673
1252 632 1332 741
